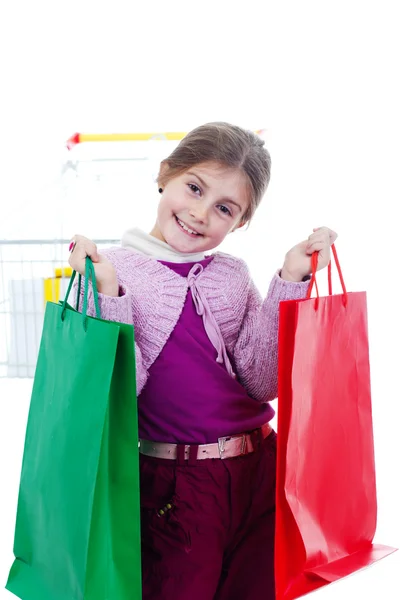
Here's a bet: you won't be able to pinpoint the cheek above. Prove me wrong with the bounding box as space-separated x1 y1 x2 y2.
161 196 186 218
158 195 174 215
207 223 229 239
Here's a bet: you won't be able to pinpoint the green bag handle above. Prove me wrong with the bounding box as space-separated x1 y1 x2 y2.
61 257 101 329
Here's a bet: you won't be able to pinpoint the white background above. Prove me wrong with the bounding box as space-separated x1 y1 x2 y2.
0 0 399 598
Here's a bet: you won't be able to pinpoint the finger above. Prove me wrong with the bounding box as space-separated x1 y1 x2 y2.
307 232 328 246
305 241 331 255
313 227 338 243
87 245 100 262
329 230 338 243
68 252 81 272
71 240 99 262
308 231 336 247
69 234 84 253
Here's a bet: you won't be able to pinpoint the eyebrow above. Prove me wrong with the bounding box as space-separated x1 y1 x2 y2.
186 171 244 213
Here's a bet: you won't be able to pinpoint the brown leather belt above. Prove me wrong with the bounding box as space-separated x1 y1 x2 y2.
139 422 273 461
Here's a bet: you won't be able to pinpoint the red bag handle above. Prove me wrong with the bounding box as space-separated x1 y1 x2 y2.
306 243 348 309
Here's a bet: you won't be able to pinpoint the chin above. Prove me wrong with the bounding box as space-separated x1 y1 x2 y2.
170 238 200 253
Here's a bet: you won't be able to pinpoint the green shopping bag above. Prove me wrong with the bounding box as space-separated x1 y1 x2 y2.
6 258 142 600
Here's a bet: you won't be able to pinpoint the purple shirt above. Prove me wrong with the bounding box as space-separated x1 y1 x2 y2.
138 256 275 444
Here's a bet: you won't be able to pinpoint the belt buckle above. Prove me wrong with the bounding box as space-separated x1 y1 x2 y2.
218 434 248 459
218 436 228 458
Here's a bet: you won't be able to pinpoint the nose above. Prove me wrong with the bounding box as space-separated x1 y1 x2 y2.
189 206 208 224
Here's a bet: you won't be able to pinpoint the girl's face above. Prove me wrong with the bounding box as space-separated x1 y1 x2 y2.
149 161 250 253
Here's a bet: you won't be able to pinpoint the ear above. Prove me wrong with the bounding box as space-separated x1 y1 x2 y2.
235 221 246 230
230 220 246 234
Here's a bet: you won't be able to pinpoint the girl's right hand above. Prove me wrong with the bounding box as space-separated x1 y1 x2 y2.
68 235 119 297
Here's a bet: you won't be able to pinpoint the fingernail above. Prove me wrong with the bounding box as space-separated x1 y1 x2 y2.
69 242 74 252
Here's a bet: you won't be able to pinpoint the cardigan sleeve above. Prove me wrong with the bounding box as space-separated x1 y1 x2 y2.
72 249 149 396
232 270 311 402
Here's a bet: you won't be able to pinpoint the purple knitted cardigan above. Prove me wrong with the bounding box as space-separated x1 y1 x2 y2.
80 247 311 401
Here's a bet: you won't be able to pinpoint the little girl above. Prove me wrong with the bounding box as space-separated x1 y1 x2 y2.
69 122 337 600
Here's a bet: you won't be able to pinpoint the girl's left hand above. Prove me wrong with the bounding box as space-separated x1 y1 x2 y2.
280 226 338 282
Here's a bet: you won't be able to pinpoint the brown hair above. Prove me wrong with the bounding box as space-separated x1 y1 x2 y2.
157 122 271 229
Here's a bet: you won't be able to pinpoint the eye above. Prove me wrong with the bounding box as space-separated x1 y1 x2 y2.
188 183 201 194
218 205 232 216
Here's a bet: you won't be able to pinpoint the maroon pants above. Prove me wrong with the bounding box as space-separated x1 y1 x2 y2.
140 429 277 600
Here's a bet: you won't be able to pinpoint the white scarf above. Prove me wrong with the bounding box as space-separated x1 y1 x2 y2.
121 227 207 263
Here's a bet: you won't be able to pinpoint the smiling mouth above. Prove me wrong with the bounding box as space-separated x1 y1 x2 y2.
175 215 203 237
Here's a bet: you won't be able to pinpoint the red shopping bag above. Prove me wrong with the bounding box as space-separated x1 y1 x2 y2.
275 245 397 600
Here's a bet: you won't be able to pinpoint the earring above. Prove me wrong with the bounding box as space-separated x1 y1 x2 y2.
158 188 163 193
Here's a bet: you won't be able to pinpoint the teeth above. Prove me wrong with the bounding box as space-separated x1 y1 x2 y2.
177 218 200 235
